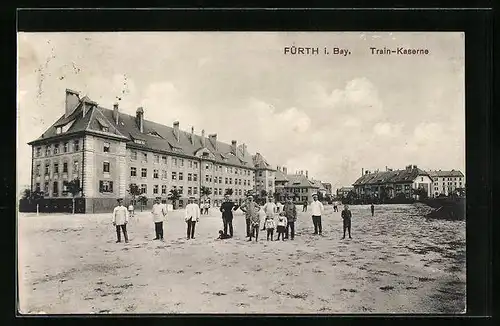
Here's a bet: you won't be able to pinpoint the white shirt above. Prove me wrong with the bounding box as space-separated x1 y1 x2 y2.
310 200 324 216
263 202 277 217
112 205 129 225
151 203 167 222
185 203 200 222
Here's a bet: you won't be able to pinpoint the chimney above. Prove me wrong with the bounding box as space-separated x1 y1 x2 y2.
385 166 388 171
136 107 144 133
413 165 417 169
82 98 97 118
209 133 218 150
283 167 287 175
231 140 237 154
65 89 80 118
190 127 194 144
306 170 308 178
173 121 180 142
201 129 205 147
113 103 119 125
362 168 364 176
365 170 369 175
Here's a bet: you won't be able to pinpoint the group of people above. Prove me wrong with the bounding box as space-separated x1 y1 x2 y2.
111 193 361 244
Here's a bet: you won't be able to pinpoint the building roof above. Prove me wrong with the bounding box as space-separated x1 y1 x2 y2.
338 186 354 192
311 179 326 190
353 167 431 186
252 153 275 171
274 170 288 182
427 170 464 178
286 174 318 188
28 95 263 169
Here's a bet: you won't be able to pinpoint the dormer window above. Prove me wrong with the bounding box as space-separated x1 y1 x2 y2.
134 139 146 145
147 131 163 138
56 127 62 134
101 126 109 132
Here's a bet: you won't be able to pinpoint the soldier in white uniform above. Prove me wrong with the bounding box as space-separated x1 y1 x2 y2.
112 198 129 243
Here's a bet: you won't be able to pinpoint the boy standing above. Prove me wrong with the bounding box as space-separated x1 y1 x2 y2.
283 196 297 240
341 205 352 239
310 193 324 235
185 196 200 240
152 197 167 241
112 198 129 243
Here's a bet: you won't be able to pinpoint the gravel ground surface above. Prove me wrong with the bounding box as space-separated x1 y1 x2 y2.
17 203 466 314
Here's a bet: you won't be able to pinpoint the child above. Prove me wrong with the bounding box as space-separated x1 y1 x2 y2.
217 230 231 240
249 208 263 242
128 202 134 218
276 211 287 241
264 214 276 241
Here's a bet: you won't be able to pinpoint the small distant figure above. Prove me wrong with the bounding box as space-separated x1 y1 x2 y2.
185 197 200 240
217 230 231 240
276 212 287 241
370 203 375 217
204 202 210 215
333 202 338 212
152 197 167 241
264 214 276 241
128 202 135 218
341 205 352 239
112 198 129 243
303 200 308 212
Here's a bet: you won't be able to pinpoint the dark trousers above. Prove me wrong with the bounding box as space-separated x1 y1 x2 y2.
245 218 251 237
115 224 128 242
312 215 322 234
343 219 352 238
285 221 295 239
334 206 338 212
187 219 196 239
266 229 274 241
371 209 374 216
303 206 307 212
249 225 259 241
223 218 233 237
154 222 164 239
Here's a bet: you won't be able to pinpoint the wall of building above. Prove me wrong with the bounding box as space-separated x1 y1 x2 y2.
431 175 465 197
412 175 433 198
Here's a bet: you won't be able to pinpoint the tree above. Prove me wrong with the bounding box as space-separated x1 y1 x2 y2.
128 184 141 206
168 189 181 209
455 187 466 197
138 194 148 211
66 178 82 214
414 187 428 200
317 192 325 202
201 186 212 197
225 188 234 196
21 189 31 200
345 190 358 204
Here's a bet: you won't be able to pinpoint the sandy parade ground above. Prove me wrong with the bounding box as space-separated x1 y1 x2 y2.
17 203 466 314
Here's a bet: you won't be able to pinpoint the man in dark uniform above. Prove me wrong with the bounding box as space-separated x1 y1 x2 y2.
370 203 375 217
341 204 352 239
220 194 238 237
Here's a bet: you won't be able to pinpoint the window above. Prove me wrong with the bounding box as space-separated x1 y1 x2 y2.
103 162 110 173
161 185 167 195
74 140 80 151
140 184 147 194
53 181 59 196
130 167 137 177
101 126 109 132
54 144 60 154
189 160 193 168
172 158 177 167
206 175 209 182
219 177 222 184
153 169 159 179
63 162 68 173
63 142 69 153
36 164 41 176
259 171 263 177
214 177 217 184
421 177 424 181
162 156 167 164
180 159 184 167
179 172 183 181
154 155 159 164
193 174 198 182
229 178 233 185
179 186 184 194
194 162 198 169
44 182 49 195
36 147 41 157
188 173 192 181
131 150 138 160
103 142 110 152
45 145 51 156
206 163 209 170
153 185 159 194
188 187 193 195
134 139 146 145
194 187 198 195
141 168 147 178
225 177 228 184
53 163 59 174
45 163 50 175
35 183 41 192
142 153 148 163
172 172 177 180
219 188 223 196
162 170 168 179
56 127 62 134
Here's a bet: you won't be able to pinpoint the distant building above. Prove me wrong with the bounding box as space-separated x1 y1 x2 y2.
253 153 275 196
311 179 327 197
427 170 465 197
321 182 332 195
272 168 323 203
27 89 274 212
352 165 433 199
336 187 354 199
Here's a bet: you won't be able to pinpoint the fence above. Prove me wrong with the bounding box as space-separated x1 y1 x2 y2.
18 198 86 213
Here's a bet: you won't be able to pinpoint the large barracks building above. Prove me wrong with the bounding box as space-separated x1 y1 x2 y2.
28 89 276 213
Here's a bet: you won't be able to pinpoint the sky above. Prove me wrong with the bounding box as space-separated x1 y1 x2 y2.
17 32 465 191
